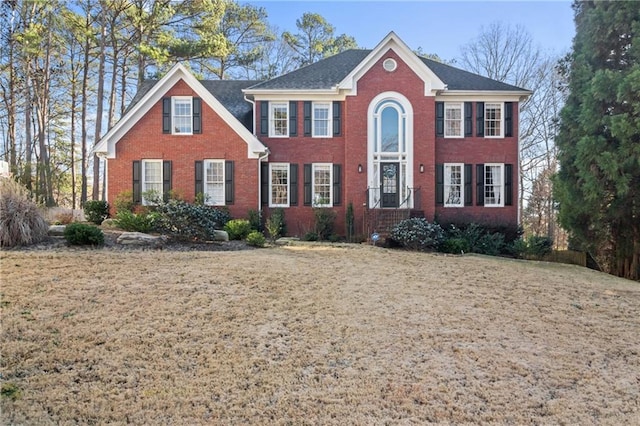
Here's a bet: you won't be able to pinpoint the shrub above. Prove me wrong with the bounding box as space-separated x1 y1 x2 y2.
477 232 505 256
153 200 231 241
248 209 262 231
0 178 49 247
302 231 318 241
390 218 445 251
114 210 156 233
84 200 109 225
440 237 470 254
265 208 286 242
224 219 252 240
246 230 266 247
510 238 529 259
314 208 336 241
113 190 135 213
64 222 104 246
54 211 75 225
346 202 355 242
526 235 553 258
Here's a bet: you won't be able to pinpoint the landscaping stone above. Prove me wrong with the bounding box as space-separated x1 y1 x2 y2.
48 225 66 236
213 230 229 242
116 232 168 248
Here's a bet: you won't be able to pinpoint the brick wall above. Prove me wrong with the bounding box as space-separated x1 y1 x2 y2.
108 80 259 219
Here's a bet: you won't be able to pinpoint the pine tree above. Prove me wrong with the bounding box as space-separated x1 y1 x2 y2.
554 1 640 280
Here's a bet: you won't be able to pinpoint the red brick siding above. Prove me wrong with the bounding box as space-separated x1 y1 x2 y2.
108 79 259 219
435 103 519 227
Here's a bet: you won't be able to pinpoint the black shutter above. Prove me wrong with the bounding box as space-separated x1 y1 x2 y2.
289 101 297 136
303 164 312 206
133 160 141 204
192 98 202 134
476 102 484 137
333 101 341 136
476 164 484 206
260 101 268 135
435 163 444 205
225 160 234 205
163 161 172 202
333 164 341 206
162 98 171 134
464 164 473 206
195 161 203 198
261 162 269 205
505 164 513 206
303 101 312 136
504 102 513 137
435 102 444 137
464 102 473 137
290 164 298 206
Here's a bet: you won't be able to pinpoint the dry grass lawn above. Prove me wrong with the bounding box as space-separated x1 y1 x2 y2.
1 244 639 424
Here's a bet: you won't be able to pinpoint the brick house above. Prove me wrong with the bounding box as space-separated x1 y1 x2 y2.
94 32 531 237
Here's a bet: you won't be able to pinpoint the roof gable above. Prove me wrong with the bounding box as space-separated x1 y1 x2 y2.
93 63 267 159
337 31 446 96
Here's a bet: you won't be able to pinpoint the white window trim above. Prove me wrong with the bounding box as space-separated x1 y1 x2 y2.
312 163 333 207
312 102 332 138
172 96 193 135
269 102 289 138
484 163 504 207
444 163 464 208
141 159 163 205
269 163 290 207
203 159 225 206
444 102 463 138
484 102 504 139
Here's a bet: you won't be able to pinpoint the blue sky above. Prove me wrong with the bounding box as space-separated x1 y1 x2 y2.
248 1 575 61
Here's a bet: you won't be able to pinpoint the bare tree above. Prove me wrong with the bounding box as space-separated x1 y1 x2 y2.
458 22 564 237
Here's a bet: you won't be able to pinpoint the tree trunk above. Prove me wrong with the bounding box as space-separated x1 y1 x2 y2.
92 7 106 201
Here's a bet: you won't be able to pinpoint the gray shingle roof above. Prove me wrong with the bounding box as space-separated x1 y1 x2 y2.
126 79 261 130
246 49 529 92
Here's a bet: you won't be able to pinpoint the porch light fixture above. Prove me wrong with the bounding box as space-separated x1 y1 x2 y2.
419 164 425 173
358 164 363 173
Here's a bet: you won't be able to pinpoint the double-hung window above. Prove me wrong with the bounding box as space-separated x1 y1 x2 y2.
142 159 163 205
269 163 289 207
312 103 331 137
312 163 332 207
484 163 504 207
172 97 192 134
444 103 463 138
269 103 288 137
444 163 463 207
484 103 502 137
204 160 225 206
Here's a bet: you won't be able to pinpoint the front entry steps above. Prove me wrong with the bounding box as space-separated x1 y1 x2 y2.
365 209 425 239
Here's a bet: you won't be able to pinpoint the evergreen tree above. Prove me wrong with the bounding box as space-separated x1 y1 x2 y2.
554 1 640 280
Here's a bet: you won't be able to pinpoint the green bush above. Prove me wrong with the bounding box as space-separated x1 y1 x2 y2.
510 238 529 258
114 210 156 233
526 235 553 258
246 230 266 247
64 223 104 246
83 200 109 225
440 237 470 254
0 178 49 247
248 209 262 231
302 231 318 241
314 208 336 241
152 200 231 241
477 232 505 256
390 218 445 251
224 219 252 240
265 208 286 242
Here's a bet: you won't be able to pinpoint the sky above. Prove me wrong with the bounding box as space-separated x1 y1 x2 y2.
248 1 576 62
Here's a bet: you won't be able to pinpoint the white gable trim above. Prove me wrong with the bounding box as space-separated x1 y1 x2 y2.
93 63 267 159
338 31 446 96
